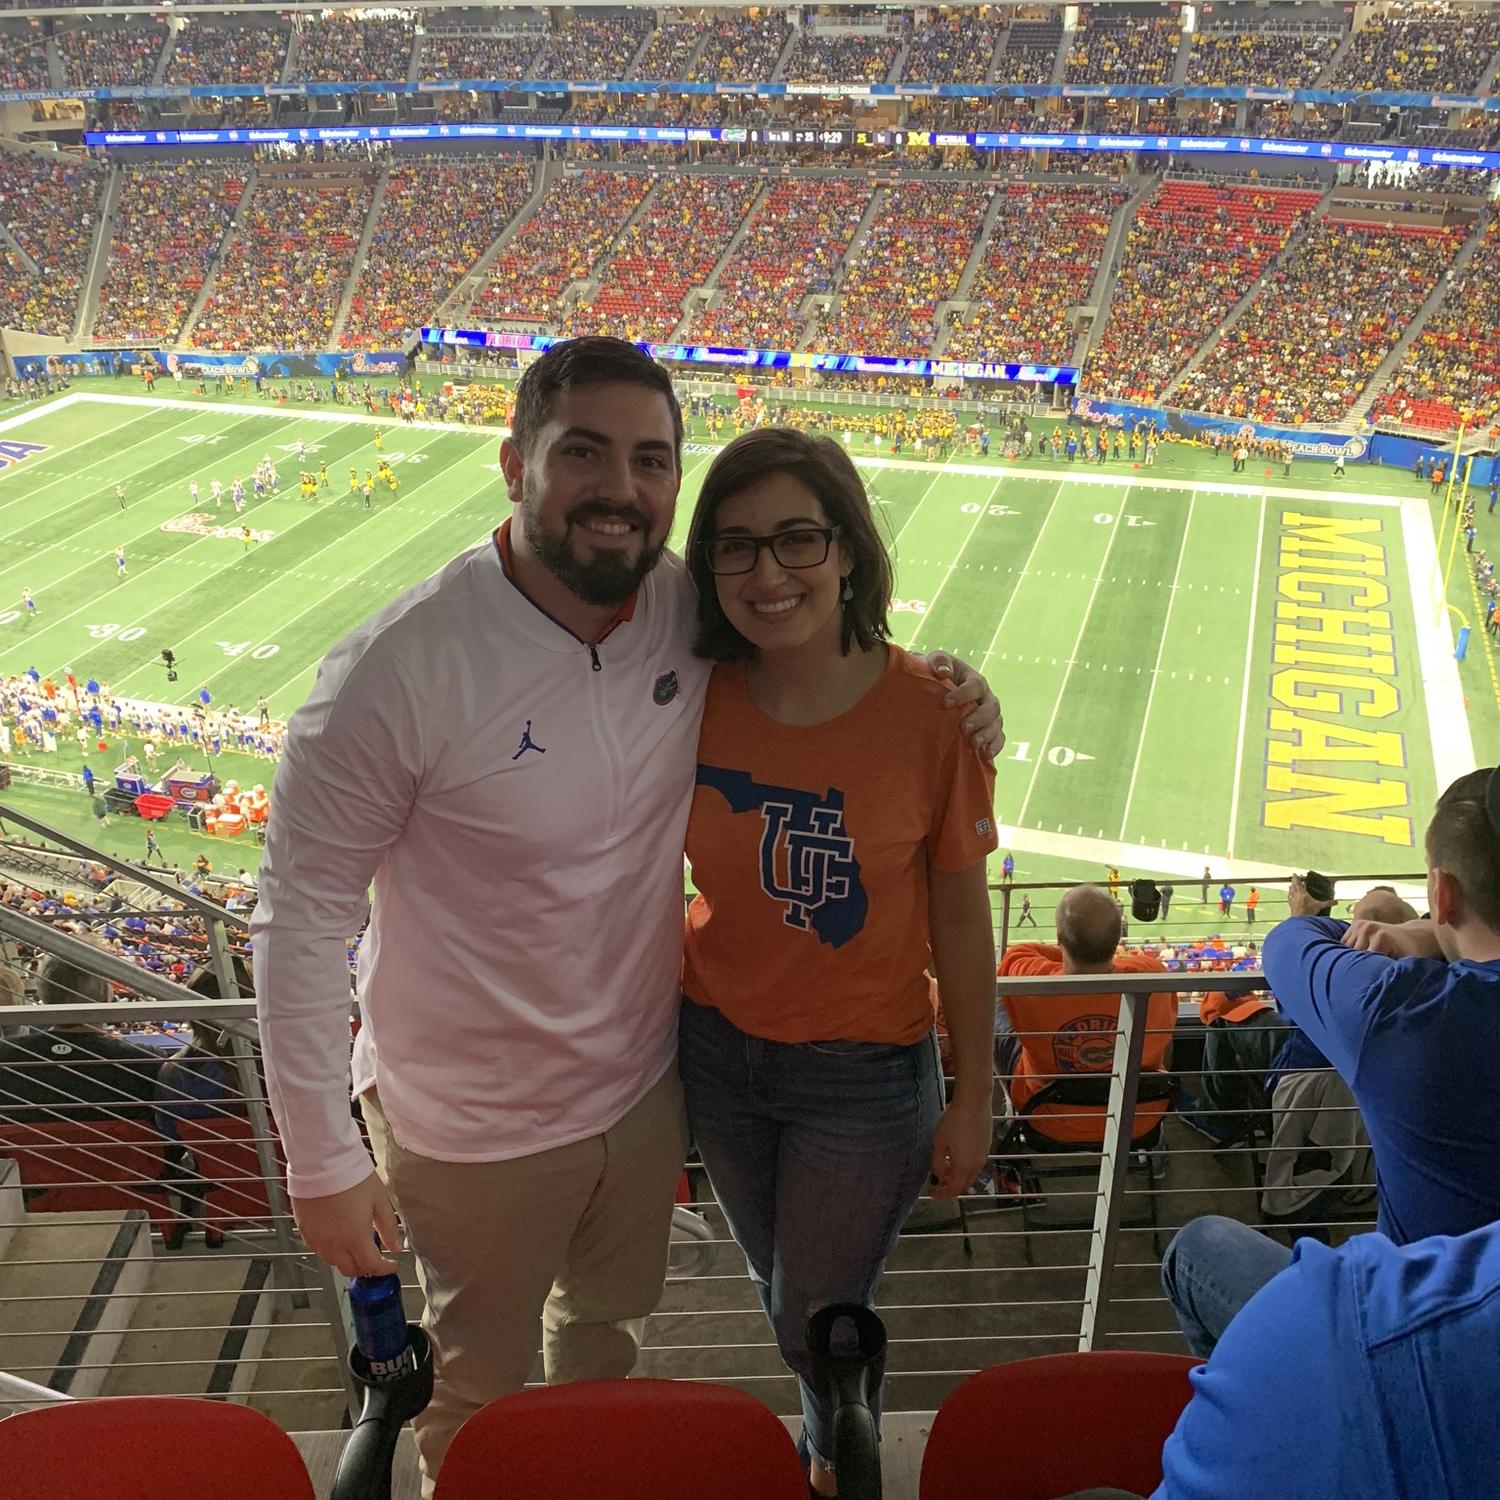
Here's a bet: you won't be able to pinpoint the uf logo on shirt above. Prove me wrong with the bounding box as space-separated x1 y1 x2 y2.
696 764 867 948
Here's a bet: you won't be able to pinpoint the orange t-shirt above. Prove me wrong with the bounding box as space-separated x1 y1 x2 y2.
683 647 997 1045
998 943 1177 1142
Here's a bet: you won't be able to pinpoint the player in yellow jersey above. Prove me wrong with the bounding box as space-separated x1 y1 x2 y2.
348 468 360 495
373 426 384 453
385 466 399 495
319 462 329 489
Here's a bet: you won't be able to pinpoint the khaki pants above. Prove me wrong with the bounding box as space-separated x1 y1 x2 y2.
360 1068 689 1497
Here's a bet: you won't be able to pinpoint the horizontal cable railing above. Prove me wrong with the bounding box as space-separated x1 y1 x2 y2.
0 807 1399 1435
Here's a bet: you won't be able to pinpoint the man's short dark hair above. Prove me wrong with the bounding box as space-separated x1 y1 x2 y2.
509 336 682 462
1427 768 1500 930
684 427 892 662
37 955 108 1007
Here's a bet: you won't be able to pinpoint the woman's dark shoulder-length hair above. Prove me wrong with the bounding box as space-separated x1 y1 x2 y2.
684 427 893 662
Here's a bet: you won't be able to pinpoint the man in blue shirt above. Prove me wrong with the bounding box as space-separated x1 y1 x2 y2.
1161 767 1500 1356
1153 1222 1500 1500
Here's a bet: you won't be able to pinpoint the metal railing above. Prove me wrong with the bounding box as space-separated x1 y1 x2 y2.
0 804 1387 1440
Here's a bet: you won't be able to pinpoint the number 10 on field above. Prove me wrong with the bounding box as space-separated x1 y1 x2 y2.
1008 742 1095 767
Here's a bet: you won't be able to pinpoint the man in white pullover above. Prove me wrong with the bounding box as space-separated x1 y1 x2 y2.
252 337 998 1493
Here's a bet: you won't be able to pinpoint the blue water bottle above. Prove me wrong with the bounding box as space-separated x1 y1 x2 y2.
349 1273 416 1382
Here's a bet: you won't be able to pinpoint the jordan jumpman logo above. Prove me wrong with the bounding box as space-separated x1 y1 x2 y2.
512 719 546 760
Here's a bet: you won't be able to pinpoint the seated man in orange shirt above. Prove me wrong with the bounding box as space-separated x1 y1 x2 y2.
997 884 1176 1143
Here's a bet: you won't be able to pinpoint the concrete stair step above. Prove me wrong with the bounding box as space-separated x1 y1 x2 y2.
100 1247 275 1400
0 1208 152 1400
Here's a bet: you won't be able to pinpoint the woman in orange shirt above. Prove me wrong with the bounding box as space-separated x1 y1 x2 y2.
680 429 998 1497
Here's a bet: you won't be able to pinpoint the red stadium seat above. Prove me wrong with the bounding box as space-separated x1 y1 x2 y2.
0 1395 315 1498
0 1119 173 1221
433 1379 809 1499
920 1351 1200 1500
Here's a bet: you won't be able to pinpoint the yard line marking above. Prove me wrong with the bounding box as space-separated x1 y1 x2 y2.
0 406 190 503
1015 496 1128 827
977 482 1066 671
1225 492 1267 858
13 415 379 644
896 476 1001 648
100 427 465 694
1 412 281 580
890 467 956 549
1117 491 1195 842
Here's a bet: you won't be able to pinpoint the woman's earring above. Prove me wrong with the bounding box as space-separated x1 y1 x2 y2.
841 575 854 603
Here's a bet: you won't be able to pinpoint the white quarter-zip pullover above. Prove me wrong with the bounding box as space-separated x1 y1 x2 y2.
251 532 709 1198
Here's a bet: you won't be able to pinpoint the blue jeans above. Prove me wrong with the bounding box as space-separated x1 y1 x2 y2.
1160 1214 1292 1358
679 997 943 1473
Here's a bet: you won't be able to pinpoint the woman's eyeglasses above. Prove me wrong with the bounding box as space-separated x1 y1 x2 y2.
703 526 840 576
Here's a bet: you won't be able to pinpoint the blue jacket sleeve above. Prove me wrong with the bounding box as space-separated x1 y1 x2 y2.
1261 916 1394 1080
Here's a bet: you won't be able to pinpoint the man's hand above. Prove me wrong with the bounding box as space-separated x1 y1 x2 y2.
1286 874 1326 918
925 650 1006 757
929 1096 994 1199
291 1171 404 1277
1342 917 1443 960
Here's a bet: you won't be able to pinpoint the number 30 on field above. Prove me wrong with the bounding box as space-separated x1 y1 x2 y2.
215 641 280 659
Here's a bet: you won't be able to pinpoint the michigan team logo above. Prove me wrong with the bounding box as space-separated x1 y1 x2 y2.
653 670 679 706
0 441 47 471
696 764 868 948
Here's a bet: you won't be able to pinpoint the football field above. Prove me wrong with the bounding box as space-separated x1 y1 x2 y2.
0 391 1474 885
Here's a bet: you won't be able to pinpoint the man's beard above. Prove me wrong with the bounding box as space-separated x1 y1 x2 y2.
520 484 666 608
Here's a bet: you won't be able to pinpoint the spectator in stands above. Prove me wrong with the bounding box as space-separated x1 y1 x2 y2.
0 952 160 1122
1330 1 1500 93
57 23 164 89
1152 1218 1500 1499
688 13 791 82
946 183 1126 365
996 885 1176 1142
1186 26 1340 89
534 14 651 80
292 15 413 82
688 178 870 349
814 181 990 358
342 161 534 347
679 428 997 1498
1162 768 1500 1358
165 21 287 86
0 150 100 338
1179 221 1465 426
94 164 247 345
417 31 541 82
473 170 651 326
1064 14 1180 85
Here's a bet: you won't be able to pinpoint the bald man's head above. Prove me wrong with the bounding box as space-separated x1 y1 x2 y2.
1056 884 1122 968
1352 886 1420 926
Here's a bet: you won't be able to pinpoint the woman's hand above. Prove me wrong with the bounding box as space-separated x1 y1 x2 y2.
924 650 1005 757
929 1094 994 1199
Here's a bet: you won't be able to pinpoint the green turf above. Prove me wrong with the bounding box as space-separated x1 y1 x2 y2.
1 386 1475 905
